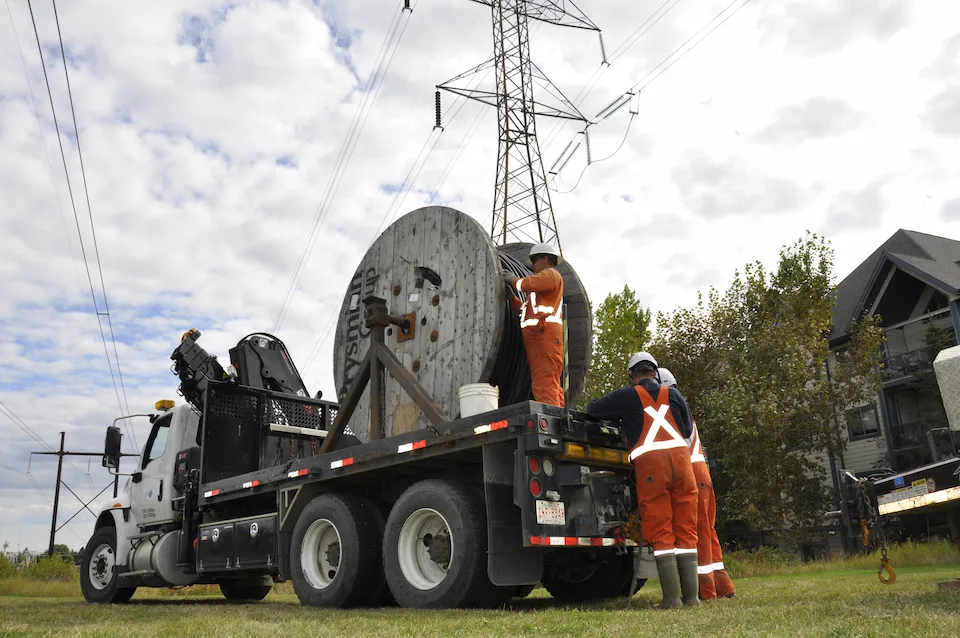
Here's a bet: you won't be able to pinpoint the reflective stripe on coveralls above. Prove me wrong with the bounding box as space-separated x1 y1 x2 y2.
631 385 698 556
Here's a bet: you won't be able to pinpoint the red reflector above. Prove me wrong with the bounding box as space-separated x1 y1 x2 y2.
252 480 260 487
412 439 427 450
591 538 604 547
539 418 548 431
528 457 540 474
526 418 536 430
564 537 578 546
530 536 542 545
529 478 542 498
491 420 508 431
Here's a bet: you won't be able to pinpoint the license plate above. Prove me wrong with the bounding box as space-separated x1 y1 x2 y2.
535 500 565 525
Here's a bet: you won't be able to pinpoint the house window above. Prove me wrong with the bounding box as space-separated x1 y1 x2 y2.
846 405 880 440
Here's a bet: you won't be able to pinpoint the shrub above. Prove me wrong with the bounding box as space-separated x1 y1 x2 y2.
23 556 79 582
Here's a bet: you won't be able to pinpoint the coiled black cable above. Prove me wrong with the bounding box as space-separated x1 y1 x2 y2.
489 250 534 405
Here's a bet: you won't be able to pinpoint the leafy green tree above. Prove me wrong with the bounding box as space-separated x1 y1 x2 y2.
577 285 652 408
652 233 884 543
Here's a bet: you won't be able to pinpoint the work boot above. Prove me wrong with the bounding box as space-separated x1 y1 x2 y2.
654 554 682 610
677 552 701 607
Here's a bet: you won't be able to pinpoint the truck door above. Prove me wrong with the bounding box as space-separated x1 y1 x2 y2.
133 413 175 526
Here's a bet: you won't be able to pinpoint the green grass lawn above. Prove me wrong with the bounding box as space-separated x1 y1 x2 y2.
1 566 959 637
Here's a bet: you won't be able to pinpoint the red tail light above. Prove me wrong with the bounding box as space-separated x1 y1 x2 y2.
529 478 543 497
539 418 548 431
528 457 541 474
526 418 536 430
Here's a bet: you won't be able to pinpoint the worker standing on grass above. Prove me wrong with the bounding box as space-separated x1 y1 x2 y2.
659 367 737 601
502 243 565 407
585 352 699 609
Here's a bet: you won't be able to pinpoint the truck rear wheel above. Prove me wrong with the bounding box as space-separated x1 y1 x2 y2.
383 480 506 609
290 493 383 608
542 553 634 602
220 579 272 602
80 527 137 604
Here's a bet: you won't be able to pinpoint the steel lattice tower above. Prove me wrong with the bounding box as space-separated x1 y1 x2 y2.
439 1 600 253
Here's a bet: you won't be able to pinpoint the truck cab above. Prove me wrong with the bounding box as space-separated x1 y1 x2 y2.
130 403 200 527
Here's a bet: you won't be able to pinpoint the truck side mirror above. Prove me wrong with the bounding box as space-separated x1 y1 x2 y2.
102 426 122 470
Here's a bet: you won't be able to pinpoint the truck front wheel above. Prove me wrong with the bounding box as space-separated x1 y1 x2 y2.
80 527 137 604
290 493 383 608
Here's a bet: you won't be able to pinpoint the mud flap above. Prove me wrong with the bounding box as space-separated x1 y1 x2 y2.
483 442 542 586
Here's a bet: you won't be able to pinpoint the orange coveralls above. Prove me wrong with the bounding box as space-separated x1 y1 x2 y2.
508 267 565 407
689 422 736 599
630 386 698 557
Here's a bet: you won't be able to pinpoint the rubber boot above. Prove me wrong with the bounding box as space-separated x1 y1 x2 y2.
654 554 682 610
677 553 701 607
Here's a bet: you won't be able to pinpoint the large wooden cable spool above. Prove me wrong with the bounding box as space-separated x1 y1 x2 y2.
332 206 593 442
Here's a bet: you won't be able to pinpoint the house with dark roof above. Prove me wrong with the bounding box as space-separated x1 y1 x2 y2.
827 229 960 482
800 229 960 556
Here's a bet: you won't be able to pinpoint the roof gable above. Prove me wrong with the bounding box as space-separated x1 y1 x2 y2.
831 230 960 343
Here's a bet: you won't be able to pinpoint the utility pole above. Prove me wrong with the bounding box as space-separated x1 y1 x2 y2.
438 0 602 251
49 433 65 557
32 432 137 556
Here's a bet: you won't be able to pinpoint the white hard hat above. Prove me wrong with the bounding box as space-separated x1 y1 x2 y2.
658 367 677 388
529 243 560 261
628 351 658 373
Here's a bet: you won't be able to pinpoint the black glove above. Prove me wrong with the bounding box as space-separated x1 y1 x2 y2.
502 271 516 289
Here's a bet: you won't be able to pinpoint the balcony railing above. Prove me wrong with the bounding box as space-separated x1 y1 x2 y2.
882 348 932 383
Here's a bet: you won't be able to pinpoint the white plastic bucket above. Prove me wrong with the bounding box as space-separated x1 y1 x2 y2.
458 383 500 418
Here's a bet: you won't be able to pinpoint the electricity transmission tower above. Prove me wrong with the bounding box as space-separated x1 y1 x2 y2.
438 1 601 252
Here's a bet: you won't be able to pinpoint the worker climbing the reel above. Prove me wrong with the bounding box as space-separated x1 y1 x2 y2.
502 243 566 407
659 367 737 601
586 352 700 609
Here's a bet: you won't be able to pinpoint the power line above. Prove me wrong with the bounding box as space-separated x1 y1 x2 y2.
50 0 134 430
24 0 137 452
273 1 417 333
540 0 683 153
0 400 89 479
549 0 755 194
630 0 753 94
3 0 84 296
0 400 54 452
299 73 496 383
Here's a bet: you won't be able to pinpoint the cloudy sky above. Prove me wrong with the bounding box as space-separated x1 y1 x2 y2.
1 0 958 550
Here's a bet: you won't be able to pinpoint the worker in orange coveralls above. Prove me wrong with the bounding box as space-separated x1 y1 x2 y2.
659 367 737 600
585 353 699 609
502 243 565 407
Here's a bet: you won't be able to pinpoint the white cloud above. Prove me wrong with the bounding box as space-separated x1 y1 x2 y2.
2 0 959 550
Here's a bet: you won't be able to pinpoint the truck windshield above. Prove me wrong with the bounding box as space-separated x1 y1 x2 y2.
143 415 171 469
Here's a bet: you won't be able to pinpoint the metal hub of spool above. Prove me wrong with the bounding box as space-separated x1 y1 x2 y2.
332 206 592 442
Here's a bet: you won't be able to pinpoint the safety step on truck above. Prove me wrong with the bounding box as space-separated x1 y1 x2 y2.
80 309 655 608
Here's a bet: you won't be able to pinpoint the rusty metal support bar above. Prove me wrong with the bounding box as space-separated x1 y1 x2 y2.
320 296 449 453
375 342 449 426
319 349 372 454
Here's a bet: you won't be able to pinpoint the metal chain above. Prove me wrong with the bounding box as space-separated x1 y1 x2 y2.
855 477 896 585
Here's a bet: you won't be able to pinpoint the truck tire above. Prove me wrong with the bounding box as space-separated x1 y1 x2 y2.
220 580 272 602
80 527 137 604
542 554 634 602
382 480 507 609
290 493 382 608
